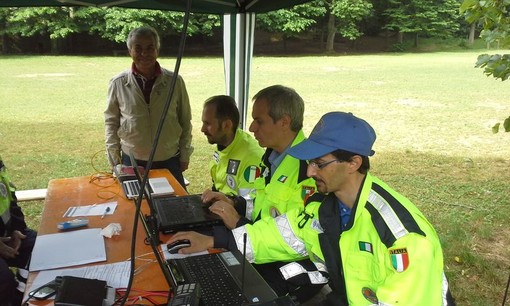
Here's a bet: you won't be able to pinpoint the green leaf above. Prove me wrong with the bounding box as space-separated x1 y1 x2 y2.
492 122 500 133
503 117 510 132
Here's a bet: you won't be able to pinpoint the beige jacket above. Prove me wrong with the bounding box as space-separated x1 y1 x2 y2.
104 67 193 164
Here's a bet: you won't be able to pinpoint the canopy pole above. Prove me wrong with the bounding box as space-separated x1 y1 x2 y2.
223 12 255 130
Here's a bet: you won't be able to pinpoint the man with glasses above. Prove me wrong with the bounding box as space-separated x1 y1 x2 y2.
170 85 326 303
173 111 456 305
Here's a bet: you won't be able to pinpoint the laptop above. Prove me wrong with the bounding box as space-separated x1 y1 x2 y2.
121 176 174 199
152 194 223 234
127 152 222 233
115 154 174 199
166 249 278 305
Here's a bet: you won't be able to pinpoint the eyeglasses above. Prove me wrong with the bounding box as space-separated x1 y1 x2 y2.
308 159 340 170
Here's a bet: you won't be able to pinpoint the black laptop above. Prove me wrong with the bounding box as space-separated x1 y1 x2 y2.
167 249 278 305
128 152 222 234
152 194 223 233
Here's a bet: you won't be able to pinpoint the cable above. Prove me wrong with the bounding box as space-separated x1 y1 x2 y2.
120 1 193 305
502 269 510 306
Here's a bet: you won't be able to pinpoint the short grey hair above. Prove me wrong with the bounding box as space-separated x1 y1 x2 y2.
252 85 304 132
126 26 160 51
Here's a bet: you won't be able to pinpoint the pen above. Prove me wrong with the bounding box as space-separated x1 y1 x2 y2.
101 207 111 219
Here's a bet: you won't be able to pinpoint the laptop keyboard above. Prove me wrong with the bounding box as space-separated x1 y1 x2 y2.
180 254 248 305
126 180 140 196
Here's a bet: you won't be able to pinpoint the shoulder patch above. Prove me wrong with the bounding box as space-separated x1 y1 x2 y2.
227 159 241 175
389 248 409 272
243 165 260 183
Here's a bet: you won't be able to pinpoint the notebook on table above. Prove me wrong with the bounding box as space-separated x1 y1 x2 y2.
152 194 223 234
166 250 278 305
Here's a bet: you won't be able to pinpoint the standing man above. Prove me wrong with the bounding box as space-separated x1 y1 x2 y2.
0 157 36 305
201 95 264 197
171 85 326 303
196 112 455 305
104 26 193 189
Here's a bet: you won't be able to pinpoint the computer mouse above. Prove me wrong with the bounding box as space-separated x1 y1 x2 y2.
167 239 191 254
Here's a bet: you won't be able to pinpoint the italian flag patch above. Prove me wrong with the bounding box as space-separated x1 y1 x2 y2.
358 241 373 254
277 175 287 183
390 248 409 272
243 165 260 183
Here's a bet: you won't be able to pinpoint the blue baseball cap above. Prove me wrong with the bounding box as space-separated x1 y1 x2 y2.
288 112 376 160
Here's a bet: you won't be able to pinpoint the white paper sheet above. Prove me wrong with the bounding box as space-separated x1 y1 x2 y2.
63 202 117 218
30 228 107 271
28 261 131 296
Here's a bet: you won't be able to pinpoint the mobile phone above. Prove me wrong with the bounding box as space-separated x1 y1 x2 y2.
29 276 61 300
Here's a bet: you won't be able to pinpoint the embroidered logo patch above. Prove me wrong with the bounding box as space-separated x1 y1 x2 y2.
243 165 260 183
358 241 373 254
226 175 236 190
390 248 409 272
227 159 241 175
301 186 316 202
361 287 378 303
277 175 287 183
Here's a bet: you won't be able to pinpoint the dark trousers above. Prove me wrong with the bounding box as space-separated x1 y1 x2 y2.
0 229 37 306
122 153 187 191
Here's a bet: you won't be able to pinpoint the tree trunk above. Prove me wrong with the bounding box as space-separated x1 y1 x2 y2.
414 33 418 47
325 12 336 53
468 23 476 45
397 32 403 44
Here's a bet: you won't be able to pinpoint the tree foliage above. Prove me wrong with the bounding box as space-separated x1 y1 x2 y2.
330 0 373 40
461 0 510 133
256 1 325 39
383 0 461 46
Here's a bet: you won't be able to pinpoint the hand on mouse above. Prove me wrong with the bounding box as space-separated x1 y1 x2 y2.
166 231 213 254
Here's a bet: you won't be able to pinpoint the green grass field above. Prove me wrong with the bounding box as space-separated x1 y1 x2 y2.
1 51 509 305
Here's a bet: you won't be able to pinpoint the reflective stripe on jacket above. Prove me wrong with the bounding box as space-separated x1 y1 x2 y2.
234 173 451 305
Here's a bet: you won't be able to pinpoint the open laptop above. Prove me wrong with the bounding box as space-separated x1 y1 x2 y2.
166 249 278 305
116 156 174 199
152 194 223 234
127 152 222 233
121 176 174 199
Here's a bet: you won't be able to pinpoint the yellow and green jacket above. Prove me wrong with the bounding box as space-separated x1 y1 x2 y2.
243 130 317 223
230 173 453 306
0 158 28 237
209 128 264 198
213 131 326 286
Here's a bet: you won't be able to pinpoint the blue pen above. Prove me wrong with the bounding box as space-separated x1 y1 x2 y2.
101 207 111 219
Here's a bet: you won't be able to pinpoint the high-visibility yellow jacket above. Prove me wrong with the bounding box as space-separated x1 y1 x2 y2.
245 130 317 222
231 173 453 305
0 157 28 237
209 128 264 197
213 131 327 286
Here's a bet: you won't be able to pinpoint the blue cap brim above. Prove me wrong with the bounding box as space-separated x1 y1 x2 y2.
288 138 338 161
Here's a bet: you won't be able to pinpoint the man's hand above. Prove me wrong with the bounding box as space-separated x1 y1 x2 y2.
10 230 26 252
209 201 240 230
166 231 214 254
201 189 232 205
0 237 17 259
